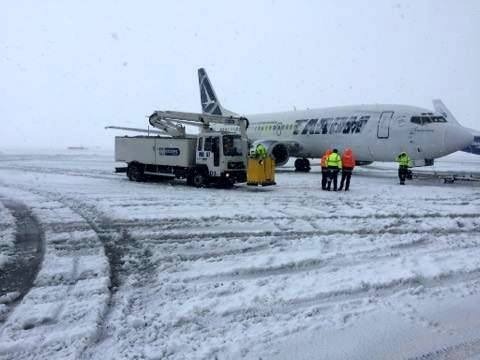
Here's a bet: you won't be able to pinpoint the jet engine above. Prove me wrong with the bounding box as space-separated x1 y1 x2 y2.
251 140 289 166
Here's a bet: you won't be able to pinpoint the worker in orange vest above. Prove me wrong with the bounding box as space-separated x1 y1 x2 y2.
320 149 332 190
338 148 356 191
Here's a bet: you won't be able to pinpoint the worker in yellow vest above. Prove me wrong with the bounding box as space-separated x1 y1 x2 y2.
255 144 268 161
326 148 342 191
396 151 412 185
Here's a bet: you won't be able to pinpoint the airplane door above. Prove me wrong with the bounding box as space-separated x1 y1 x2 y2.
377 111 393 139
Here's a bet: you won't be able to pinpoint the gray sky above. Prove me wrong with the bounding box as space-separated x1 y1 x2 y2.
1 0 479 149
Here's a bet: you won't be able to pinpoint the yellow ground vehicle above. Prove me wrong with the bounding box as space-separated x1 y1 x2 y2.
247 156 276 186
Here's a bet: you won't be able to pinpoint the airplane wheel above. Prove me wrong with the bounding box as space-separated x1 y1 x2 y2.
303 158 311 172
294 159 304 171
295 158 311 172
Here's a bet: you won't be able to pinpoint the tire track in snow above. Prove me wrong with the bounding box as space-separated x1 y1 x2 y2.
409 337 480 359
0 187 112 359
128 226 480 245
98 211 480 230
179 235 480 292
0 183 133 290
0 165 117 181
0 184 160 350
0 184 145 356
216 268 480 322
0 199 44 324
156 228 480 342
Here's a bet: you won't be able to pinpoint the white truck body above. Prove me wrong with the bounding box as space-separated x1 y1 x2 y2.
115 136 196 167
115 133 248 187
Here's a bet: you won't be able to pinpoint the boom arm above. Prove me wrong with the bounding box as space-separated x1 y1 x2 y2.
148 110 249 138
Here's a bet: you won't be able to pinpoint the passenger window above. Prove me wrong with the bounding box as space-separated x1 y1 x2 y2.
422 117 432 124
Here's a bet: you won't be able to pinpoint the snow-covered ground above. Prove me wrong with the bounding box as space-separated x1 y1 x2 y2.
0 202 15 270
0 149 479 359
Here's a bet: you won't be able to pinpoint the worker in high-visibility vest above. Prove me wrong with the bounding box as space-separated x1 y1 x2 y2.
320 149 332 190
338 148 355 191
255 144 267 160
396 151 412 185
326 148 342 191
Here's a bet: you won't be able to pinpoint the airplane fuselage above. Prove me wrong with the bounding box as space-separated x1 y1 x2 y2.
245 104 471 163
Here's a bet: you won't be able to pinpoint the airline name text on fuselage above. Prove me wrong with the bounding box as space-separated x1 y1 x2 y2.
294 116 370 135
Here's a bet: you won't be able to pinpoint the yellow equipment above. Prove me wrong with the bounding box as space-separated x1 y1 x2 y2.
247 156 276 186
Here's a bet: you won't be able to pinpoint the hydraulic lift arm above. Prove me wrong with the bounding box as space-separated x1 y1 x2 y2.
148 110 249 138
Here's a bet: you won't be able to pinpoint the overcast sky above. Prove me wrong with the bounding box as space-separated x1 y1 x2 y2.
1 0 479 149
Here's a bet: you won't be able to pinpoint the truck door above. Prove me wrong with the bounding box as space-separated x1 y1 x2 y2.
197 136 221 177
212 137 220 167
377 111 393 139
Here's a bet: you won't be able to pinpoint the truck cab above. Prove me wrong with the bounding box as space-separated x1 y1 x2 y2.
193 132 248 187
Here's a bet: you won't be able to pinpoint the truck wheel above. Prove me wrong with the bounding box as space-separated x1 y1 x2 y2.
223 179 234 189
128 163 144 182
192 173 205 187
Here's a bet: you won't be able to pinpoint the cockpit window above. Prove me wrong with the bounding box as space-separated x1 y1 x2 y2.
411 116 447 125
431 116 447 123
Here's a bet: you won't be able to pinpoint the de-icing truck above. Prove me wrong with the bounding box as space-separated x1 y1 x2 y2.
110 111 250 187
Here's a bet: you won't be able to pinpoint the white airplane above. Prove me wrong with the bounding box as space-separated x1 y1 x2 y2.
198 68 474 171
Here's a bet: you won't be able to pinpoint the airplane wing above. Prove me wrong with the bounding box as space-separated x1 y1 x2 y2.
413 169 480 183
104 126 166 135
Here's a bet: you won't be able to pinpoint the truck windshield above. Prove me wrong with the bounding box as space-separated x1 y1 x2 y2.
223 135 242 156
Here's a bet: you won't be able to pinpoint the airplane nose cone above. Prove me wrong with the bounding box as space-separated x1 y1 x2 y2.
444 125 474 153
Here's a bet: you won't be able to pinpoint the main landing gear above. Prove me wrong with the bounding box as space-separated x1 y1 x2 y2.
294 158 311 172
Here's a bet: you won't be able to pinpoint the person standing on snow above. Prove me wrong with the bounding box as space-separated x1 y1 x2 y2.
320 149 332 190
396 151 412 185
338 148 355 191
255 143 268 163
326 148 342 191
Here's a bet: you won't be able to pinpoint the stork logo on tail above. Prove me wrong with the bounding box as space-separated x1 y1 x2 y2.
198 68 223 115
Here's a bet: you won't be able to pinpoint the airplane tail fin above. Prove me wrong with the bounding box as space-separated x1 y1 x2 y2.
432 99 459 124
198 68 237 116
